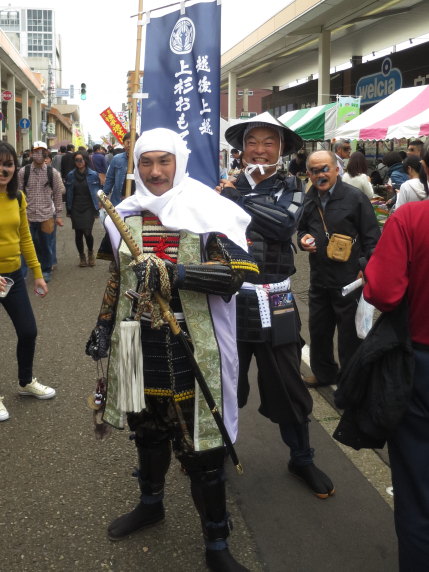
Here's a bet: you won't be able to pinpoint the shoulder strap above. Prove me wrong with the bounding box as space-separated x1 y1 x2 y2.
317 207 330 237
24 164 31 191
46 165 53 189
17 190 22 207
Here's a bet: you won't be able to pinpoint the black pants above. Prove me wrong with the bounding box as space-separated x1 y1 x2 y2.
238 340 314 464
388 349 429 571
308 284 361 385
74 229 94 255
0 268 37 384
238 340 312 425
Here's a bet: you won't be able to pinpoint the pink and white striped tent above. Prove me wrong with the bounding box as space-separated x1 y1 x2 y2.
334 85 429 141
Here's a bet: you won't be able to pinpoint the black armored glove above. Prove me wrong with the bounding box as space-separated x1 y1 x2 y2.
175 263 235 296
130 257 176 292
86 321 112 361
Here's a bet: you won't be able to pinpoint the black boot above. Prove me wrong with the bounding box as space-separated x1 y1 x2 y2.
281 421 335 499
288 461 335 499
181 448 249 572
205 547 250 572
107 437 171 540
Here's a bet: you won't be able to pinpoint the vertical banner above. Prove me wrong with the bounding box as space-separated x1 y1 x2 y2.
141 0 221 188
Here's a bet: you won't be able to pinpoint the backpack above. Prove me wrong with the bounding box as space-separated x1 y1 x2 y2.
23 164 54 193
17 190 22 207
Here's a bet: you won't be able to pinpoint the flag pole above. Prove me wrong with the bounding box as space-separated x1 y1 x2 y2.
125 0 144 198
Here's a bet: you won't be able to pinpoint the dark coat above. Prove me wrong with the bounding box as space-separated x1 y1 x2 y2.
297 177 380 288
333 299 414 450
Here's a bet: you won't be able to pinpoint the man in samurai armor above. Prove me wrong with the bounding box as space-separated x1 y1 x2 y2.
86 128 259 572
217 112 334 499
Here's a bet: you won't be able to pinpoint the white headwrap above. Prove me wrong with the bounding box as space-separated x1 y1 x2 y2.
116 128 251 251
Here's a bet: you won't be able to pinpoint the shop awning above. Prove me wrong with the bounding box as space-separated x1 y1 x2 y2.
278 103 338 141
334 85 429 141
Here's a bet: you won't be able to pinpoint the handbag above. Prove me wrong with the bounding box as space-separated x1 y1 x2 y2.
318 207 354 262
40 217 55 234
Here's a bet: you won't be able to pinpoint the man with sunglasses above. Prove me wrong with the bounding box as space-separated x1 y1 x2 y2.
298 150 380 388
333 139 351 176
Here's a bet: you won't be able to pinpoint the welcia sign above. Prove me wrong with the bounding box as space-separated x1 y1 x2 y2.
356 58 402 105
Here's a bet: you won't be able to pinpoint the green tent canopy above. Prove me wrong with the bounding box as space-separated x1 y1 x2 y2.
278 103 337 141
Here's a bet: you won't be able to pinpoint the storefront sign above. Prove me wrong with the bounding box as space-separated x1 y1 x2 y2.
356 58 402 106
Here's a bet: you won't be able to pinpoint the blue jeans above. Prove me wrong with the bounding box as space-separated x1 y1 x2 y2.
49 220 57 266
29 221 53 274
0 268 37 384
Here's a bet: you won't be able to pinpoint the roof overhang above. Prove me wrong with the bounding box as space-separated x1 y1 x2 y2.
221 0 427 91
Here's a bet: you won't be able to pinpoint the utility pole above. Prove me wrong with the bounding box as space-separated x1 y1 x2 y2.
125 0 143 198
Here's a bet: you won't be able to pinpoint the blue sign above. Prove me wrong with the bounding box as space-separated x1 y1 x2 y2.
141 0 220 188
19 117 31 129
356 58 402 106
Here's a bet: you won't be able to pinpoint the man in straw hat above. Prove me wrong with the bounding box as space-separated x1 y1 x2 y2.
219 112 334 499
86 128 259 571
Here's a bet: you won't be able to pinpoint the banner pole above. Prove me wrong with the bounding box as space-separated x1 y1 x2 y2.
125 0 144 198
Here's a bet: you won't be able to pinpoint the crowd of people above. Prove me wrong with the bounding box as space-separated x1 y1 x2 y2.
1 116 428 571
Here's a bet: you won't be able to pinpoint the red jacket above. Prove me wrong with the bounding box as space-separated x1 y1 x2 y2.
364 200 429 345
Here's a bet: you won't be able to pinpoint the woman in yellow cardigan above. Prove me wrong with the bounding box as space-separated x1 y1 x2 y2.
0 142 55 422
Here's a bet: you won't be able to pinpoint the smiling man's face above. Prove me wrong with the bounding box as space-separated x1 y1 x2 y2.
242 127 281 179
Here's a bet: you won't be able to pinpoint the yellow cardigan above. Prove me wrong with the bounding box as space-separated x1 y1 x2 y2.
0 191 42 279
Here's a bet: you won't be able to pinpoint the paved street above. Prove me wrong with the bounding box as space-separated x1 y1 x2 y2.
0 219 398 571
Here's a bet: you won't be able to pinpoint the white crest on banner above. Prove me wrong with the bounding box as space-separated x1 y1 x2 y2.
170 17 195 54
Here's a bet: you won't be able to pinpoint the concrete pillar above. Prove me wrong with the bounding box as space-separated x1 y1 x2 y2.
32 97 41 141
228 71 237 120
318 29 331 105
242 88 249 115
21 88 30 152
6 74 16 147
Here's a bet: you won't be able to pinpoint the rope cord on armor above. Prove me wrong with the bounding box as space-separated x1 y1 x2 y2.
129 253 172 329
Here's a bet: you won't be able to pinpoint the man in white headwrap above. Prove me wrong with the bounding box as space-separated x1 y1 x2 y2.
86 128 258 572
219 112 334 499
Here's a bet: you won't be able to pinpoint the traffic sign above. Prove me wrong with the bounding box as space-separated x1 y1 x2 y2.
2 90 13 102
19 117 31 129
56 88 69 98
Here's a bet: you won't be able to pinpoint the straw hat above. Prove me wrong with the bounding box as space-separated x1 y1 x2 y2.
225 111 303 156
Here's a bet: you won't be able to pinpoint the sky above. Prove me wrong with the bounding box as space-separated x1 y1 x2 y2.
7 0 290 141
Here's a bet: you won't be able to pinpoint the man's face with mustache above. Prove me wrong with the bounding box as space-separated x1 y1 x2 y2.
138 151 176 196
307 151 339 193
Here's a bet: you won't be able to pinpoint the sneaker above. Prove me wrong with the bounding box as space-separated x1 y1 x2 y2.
0 396 9 421
43 272 52 283
18 378 56 400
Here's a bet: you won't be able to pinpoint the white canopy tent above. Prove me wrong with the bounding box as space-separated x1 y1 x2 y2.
334 85 429 141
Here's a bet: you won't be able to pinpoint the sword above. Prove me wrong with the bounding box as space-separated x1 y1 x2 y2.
97 190 243 475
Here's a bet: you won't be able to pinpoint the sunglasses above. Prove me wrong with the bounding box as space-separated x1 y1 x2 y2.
308 165 330 176
75 158 84 163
